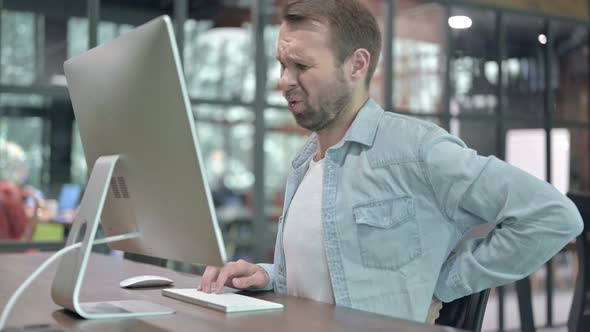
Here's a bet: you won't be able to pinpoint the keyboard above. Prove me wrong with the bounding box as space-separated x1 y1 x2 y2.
162 288 284 313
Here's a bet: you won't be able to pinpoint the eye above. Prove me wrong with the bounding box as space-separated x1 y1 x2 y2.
295 63 308 71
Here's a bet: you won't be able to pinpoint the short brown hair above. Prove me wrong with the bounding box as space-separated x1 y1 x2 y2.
282 0 382 87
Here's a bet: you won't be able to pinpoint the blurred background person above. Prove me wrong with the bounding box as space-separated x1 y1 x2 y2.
0 140 43 241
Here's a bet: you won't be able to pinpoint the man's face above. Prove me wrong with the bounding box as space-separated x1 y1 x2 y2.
276 21 352 132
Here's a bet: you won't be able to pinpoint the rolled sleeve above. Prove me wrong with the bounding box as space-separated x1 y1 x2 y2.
255 263 275 291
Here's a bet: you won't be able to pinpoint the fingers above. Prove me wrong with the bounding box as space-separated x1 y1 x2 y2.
434 301 443 311
198 265 220 293
199 260 262 294
232 268 269 289
431 302 442 322
426 298 443 324
214 265 232 294
215 260 248 294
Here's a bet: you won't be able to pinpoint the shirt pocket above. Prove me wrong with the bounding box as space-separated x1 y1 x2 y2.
353 195 421 271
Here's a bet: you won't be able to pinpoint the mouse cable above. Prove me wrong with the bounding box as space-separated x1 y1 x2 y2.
0 231 141 329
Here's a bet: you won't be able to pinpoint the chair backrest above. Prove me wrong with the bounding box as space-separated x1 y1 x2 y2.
566 191 590 332
435 289 491 332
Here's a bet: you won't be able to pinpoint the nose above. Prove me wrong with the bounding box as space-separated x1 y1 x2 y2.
278 67 297 92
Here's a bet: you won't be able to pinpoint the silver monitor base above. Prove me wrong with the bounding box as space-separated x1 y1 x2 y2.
50 154 174 319
79 300 173 317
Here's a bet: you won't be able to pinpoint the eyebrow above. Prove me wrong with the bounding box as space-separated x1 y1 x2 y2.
275 53 312 64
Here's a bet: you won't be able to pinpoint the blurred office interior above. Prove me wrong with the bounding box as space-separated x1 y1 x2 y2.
0 0 589 331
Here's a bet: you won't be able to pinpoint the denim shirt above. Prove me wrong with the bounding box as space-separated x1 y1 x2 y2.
259 98 583 322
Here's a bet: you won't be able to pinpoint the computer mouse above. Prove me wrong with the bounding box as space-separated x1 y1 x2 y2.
119 275 174 288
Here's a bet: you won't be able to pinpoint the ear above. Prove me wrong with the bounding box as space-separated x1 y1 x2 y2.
348 48 371 85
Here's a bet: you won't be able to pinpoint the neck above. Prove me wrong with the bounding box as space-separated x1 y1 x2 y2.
314 90 369 161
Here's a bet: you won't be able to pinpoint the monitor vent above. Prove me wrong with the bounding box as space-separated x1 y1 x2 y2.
117 177 130 198
110 178 121 198
110 177 130 199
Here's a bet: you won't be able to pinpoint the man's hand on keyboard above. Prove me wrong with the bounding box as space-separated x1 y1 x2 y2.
198 259 270 294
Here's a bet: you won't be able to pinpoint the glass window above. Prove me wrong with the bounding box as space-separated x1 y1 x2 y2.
503 14 545 120
67 17 88 59
89 1 171 70
449 7 498 117
44 4 84 84
409 114 446 127
1 10 36 86
264 128 309 216
192 104 255 195
195 103 254 123
394 1 446 114
266 22 283 107
70 123 86 186
225 123 255 193
505 124 576 195
359 0 387 106
98 21 135 45
98 0 170 45
568 128 590 191
0 116 45 189
552 21 588 123
503 118 545 167
265 107 297 131
450 119 497 157
1 0 92 88
184 1 254 102
193 105 258 260
195 120 224 183
0 93 45 108
264 107 309 219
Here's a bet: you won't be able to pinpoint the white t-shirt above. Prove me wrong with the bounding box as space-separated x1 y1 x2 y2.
283 157 334 304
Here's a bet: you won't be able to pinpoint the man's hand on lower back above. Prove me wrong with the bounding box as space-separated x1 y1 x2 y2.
427 297 443 324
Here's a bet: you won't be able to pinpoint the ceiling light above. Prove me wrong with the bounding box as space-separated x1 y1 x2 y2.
538 34 547 45
448 16 472 29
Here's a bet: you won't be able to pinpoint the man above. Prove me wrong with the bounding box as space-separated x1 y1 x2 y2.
199 0 583 323
0 141 41 241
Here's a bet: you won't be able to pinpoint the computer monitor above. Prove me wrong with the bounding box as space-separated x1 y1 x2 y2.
51 15 227 320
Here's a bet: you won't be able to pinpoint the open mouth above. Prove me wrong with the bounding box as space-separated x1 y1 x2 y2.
285 94 304 113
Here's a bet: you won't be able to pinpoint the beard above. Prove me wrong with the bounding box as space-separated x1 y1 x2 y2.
292 71 352 132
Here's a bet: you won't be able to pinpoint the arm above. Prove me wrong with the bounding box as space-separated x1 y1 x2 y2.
0 182 29 240
422 131 583 302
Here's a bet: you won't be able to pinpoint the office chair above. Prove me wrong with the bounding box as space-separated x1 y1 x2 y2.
435 289 490 332
566 191 590 332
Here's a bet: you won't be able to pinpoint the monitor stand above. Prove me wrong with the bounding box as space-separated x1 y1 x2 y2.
50 154 175 319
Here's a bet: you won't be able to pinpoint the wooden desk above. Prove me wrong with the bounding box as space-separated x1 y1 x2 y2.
1 253 460 332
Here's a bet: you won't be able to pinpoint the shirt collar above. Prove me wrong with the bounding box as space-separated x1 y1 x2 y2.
291 98 384 169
